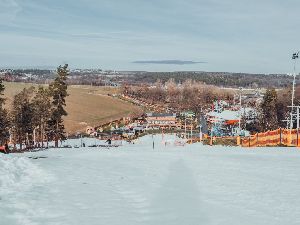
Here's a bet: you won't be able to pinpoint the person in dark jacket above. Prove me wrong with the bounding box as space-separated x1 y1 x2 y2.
105 138 112 145
4 144 9 154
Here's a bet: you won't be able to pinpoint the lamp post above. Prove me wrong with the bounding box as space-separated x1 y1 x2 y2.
184 114 187 139
290 52 299 131
199 108 203 142
199 124 202 142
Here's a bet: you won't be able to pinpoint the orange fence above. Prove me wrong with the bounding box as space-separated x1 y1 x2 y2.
241 128 300 147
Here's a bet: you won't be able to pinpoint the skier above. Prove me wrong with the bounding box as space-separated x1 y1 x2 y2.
5 144 9 154
105 138 112 145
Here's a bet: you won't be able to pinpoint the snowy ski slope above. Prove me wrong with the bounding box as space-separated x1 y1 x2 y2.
1 135 300 225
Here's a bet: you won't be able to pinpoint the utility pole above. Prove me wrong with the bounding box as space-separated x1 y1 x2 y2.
199 107 203 142
190 117 193 141
33 127 36 147
9 128 12 144
288 106 300 129
297 107 300 130
199 124 202 142
210 121 213 145
282 119 290 129
184 115 187 139
238 87 242 135
290 51 299 131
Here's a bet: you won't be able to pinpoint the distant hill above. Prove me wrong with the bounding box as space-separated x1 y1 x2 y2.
1 69 297 88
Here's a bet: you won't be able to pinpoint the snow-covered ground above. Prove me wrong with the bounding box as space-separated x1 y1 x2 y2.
1 135 300 225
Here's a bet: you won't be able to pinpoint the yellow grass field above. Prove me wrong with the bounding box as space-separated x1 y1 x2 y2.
3 82 143 134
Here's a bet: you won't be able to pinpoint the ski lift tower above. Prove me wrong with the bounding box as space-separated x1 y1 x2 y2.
289 51 299 131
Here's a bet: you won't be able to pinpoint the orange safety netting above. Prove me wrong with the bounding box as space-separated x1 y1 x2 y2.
241 128 300 147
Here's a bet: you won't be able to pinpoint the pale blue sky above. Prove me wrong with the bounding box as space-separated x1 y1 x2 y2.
0 0 300 73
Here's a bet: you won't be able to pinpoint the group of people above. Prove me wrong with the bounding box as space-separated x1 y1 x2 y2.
0 144 10 154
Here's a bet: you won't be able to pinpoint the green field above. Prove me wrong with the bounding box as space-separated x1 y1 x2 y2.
3 82 143 134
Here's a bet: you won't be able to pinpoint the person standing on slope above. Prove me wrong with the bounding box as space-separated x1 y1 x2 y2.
105 138 112 145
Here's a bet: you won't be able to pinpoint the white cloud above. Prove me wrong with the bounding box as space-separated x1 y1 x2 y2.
0 0 22 24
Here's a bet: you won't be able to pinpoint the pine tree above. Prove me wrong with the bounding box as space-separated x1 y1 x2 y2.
277 88 291 128
47 64 69 147
0 79 9 145
11 87 35 150
32 86 51 148
261 88 278 131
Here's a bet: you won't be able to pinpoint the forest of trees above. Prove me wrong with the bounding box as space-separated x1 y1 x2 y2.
0 64 69 150
129 71 298 88
244 88 291 133
242 85 300 134
123 79 234 114
1 69 298 88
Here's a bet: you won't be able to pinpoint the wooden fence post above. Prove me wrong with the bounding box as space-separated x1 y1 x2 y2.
280 128 282 145
297 128 299 147
287 130 292 147
249 136 251 147
236 136 241 146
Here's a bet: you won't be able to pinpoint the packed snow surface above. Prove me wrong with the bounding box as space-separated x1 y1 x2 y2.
1 135 300 225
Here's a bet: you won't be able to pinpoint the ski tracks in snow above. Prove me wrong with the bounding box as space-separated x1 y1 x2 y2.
0 154 60 225
112 157 208 225
145 159 208 225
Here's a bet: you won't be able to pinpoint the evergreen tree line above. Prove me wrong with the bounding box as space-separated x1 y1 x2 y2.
0 64 69 150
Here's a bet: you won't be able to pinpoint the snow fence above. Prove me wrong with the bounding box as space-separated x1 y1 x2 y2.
241 128 300 147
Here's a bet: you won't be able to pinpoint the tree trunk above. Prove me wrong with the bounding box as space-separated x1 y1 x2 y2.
18 132 22 151
46 136 49 148
55 120 59 148
41 125 44 148
55 136 58 148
